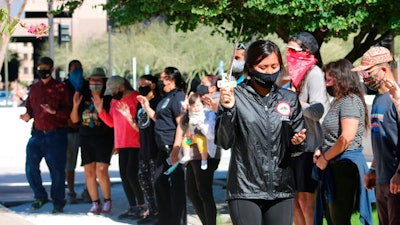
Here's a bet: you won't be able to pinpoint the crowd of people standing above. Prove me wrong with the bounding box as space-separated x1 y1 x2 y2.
19 33 400 225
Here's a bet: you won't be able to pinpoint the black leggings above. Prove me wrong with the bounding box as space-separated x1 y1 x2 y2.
138 158 158 214
119 148 144 206
323 160 359 225
186 159 220 225
228 198 294 225
154 149 186 225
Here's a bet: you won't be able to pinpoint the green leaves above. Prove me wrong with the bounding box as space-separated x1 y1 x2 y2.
54 0 400 62
0 8 20 36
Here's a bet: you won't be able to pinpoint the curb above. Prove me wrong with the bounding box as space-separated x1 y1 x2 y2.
0 204 34 225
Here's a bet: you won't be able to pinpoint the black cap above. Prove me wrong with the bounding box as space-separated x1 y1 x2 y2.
293 32 319 54
38 57 54 67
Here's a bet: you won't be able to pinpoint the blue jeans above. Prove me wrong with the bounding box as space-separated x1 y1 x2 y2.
25 128 68 207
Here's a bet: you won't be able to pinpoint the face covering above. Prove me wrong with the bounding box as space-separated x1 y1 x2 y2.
112 91 123 100
196 84 209 95
37 69 51 79
249 69 279 89
364 75 383 91
157 80 165 93
326 85 335 97
232 60 245 73
287 50 318 89
89 81 104 92
139 85 151 96
69 68 84 92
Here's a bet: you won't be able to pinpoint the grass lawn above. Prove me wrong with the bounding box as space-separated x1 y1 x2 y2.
216 204 379 225
323 204 379 225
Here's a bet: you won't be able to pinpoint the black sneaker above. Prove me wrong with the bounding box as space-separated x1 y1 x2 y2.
52 204 64 214
137 214 158 224
118 206 137 219
81 189 92 203
67 192 78 204
136 206 149 219
31 198 49 210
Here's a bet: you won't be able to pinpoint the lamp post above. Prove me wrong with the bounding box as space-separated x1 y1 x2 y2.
48 0 54 60
107 19 112 77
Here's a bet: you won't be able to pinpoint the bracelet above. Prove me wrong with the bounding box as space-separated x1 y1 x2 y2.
321 153 328 162
369 167 376 172
321 154 329 162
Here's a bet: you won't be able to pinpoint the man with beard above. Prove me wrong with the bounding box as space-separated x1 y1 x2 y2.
353 46 400 225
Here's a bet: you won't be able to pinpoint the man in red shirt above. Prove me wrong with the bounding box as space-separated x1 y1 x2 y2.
20 57 72 213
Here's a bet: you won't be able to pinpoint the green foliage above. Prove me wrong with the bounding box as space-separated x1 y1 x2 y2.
54 0 400 62
0 8 20 38
53 23 232 84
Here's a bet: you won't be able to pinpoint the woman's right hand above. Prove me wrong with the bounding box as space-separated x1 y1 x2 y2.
220 87 235 109
92 95 103 113
72 91 82 106
137 95 150 109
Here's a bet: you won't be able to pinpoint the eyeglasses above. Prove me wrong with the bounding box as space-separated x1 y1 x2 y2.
287 46 304 53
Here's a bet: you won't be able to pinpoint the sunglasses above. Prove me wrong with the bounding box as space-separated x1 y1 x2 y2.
287 46 304 53
359 66 381 80
237 43 246 50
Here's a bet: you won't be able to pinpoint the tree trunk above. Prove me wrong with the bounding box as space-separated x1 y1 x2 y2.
345 28 394 63
0 0 27 74
0 34 10 75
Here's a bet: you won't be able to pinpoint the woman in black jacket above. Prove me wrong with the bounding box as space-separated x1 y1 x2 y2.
216 40 306 225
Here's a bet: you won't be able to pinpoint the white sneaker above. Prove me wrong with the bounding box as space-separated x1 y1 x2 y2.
201 160 208 170
88 202 102 215
180 155 191 163
101 200 112 214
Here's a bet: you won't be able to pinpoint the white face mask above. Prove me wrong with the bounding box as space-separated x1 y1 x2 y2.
232 59 245 73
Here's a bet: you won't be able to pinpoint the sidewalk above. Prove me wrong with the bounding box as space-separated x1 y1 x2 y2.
0 181 230 225
0 106 231 225
0 146 231 225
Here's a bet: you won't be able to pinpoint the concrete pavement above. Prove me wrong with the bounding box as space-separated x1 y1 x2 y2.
0 106 231 225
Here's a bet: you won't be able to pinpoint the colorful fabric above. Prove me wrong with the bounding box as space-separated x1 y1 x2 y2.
287 51 318 89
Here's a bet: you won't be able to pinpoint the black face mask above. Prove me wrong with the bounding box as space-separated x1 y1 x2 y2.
249 69 279 89
112 91 123 100
196 85 209 95
157 80 165 93
37 69 51 79
139 85 151 96
326 85 335 97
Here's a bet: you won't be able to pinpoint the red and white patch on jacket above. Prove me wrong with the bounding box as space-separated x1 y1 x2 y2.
276 101 291 117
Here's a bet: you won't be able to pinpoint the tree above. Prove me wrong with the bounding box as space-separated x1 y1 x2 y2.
0 5 25 74
49 22 232 86
56 0 400 63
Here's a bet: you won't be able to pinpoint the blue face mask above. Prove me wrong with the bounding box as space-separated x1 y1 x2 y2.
69 68 84 92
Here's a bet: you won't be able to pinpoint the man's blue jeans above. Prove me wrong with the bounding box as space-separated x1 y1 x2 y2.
25 128 68 207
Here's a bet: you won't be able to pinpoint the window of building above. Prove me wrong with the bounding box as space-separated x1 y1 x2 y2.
24 67 28 74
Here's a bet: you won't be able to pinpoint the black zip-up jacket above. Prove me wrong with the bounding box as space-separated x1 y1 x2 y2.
215 83 305 201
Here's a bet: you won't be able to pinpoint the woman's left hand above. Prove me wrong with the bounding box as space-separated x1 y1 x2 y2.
291 128 306 145
116 102 131 119
314 149 328 170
